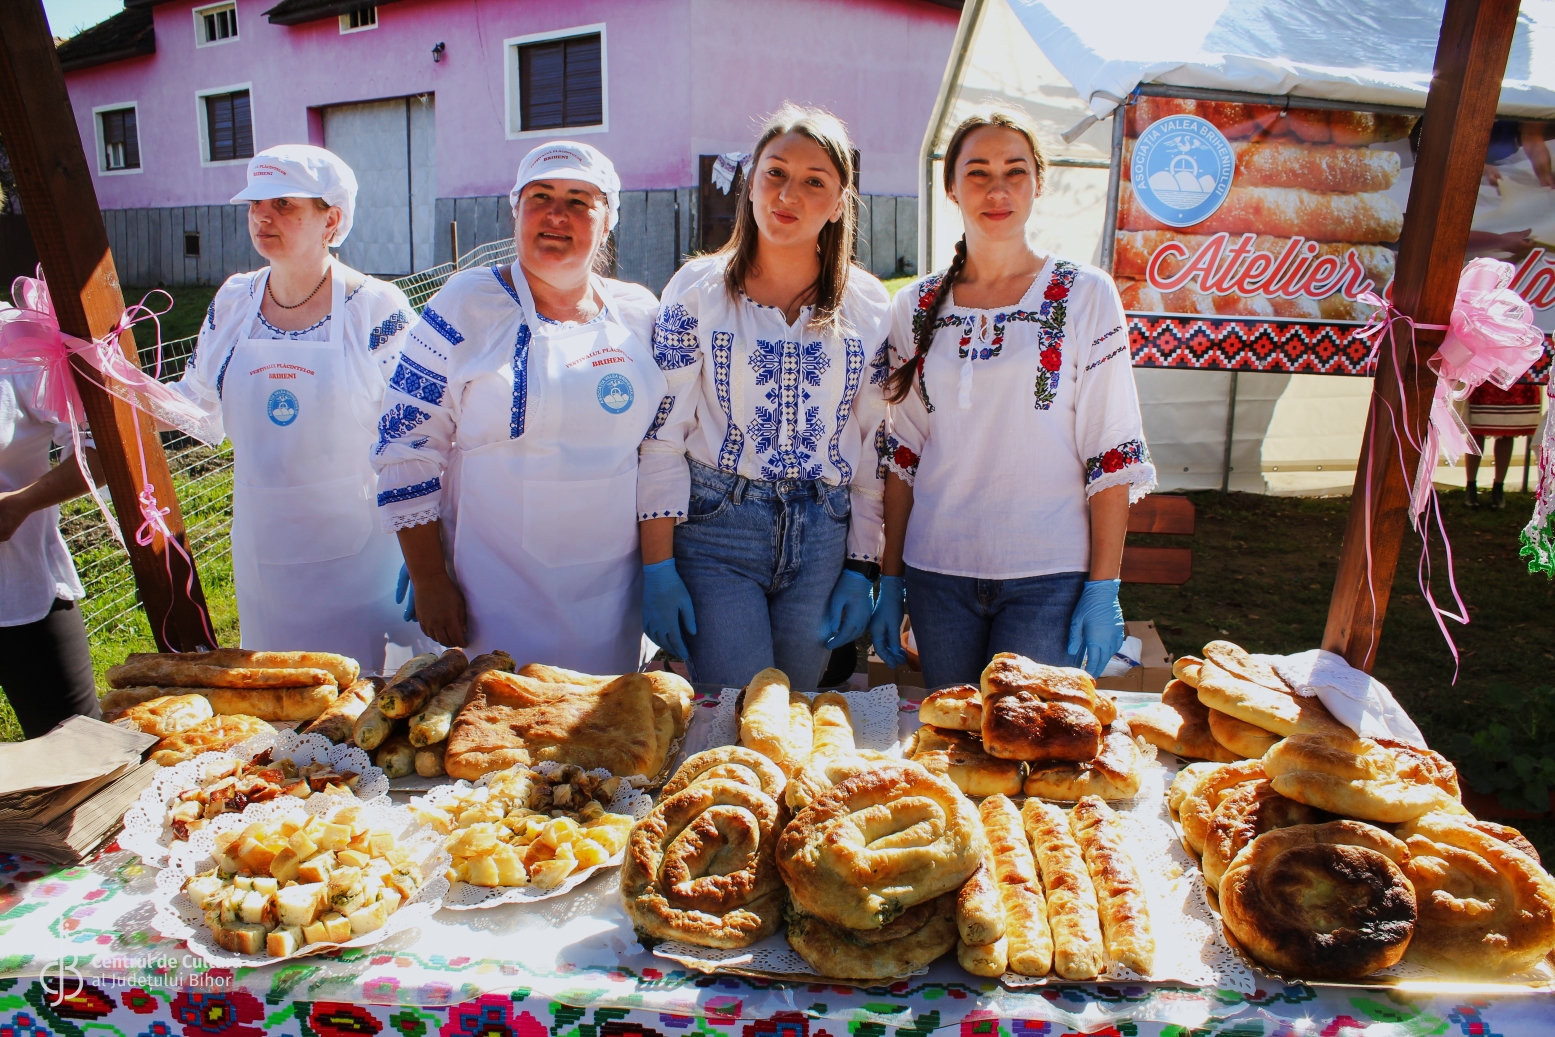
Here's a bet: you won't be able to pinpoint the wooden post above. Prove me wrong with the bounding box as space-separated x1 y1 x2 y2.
1322 0 1519 670
0 0 214 650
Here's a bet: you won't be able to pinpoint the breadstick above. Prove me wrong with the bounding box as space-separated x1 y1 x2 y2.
100 686 172 713
304 677 380 744
1070 797 1154 976
376 733 415 778
414 742 446 778
956 856 1005 945
739 668 792 772
787 692 813 764
408 651 513 747
129 649 360 688
357 655 436 749
980 794 1038 885
980 794 1051 975
377 648 468 719
809 691 855 758
390 652 438 685
106 657 334 690
1022 799 1104 980
204 684 337 721
957 936 1008 978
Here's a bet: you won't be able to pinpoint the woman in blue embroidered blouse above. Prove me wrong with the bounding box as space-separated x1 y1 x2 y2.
637 105 891 689
868 109 1157 687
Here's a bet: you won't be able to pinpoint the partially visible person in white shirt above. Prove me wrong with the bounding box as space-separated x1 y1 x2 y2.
868 108 1157 688
0 366 105 736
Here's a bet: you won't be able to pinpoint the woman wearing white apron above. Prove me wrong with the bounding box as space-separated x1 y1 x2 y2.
174 145 431 672
373 142 663 672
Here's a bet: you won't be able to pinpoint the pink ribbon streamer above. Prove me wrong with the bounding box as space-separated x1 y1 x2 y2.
1350 258 1547 678
0 270 218 649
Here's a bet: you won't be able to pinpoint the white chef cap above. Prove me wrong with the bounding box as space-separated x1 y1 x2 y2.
509 141 621 230
231 144 358 247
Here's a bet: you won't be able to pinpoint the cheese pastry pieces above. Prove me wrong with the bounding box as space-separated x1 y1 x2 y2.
1130 680 1239 761
1070 797 1153 976
107 693 213 736
778 762 983 931
786 892 959 980
151 714 276 766
1022 799 1104 980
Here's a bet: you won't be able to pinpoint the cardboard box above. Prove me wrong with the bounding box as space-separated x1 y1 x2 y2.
1095 620 1173 695
868 653 925 690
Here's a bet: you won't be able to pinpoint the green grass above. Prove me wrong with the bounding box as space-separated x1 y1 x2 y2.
123 283 218 346
883 275 915 297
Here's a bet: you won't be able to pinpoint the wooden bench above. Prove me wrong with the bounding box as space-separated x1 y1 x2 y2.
1120 494 1195 585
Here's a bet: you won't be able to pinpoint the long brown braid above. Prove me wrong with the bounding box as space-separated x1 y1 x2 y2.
882 107 1047 405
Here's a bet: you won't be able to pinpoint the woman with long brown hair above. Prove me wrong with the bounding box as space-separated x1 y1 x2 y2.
637 104 890 688
868 109 1155 686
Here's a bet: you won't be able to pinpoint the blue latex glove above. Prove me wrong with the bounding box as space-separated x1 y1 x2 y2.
395 564 416 623
1067 578 1124 679
643 558 696 661
869 574 908 668
821 570 875 650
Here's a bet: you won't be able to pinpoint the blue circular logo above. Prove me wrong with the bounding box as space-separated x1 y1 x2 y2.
266 388 299 426
1131 115 1235 228
596 373 633 414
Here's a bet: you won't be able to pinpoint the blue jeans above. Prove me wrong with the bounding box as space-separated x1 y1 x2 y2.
673 458 850 689
905 566 1086 689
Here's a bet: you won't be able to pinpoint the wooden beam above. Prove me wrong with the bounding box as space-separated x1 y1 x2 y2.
1322 0 1519 670
0 0 213 650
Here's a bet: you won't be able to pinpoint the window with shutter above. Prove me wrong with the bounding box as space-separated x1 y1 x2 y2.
194 2 238 46
100 107 140 171
516 33 603 132
205 90 254 162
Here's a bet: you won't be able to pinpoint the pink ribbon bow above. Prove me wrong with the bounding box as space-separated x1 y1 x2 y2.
0 270 218 647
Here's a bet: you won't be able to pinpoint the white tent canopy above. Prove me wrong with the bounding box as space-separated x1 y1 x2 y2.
919 0 1552 495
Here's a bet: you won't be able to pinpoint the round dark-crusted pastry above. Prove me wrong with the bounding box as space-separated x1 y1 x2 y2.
785 891 958 979
1220 820 1417 980
1201 779 1325 894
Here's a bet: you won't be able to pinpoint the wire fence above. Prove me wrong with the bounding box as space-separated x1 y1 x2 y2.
72 237 519 640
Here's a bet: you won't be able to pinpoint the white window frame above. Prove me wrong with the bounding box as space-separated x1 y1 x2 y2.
339 6 378 34
503 22 608 141
195 82 254 168
92 101 143 176
193 1 239 48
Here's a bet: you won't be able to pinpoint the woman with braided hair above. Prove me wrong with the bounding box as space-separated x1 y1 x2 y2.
867 109 1156 687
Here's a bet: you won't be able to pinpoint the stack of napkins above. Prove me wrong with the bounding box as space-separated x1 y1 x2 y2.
0 715 159 863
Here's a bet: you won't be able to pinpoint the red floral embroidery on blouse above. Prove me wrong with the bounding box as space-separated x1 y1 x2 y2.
1101 449 1126 473
1040 347 1062 372
894 445 920 470
1044 280 1070 301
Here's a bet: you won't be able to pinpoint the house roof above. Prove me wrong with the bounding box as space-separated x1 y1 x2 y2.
261 0 407 26
56 5 154 72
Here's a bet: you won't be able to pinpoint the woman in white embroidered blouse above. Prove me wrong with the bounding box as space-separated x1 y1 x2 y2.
868 109 1157 687
638 106 890 688
173 145 430 672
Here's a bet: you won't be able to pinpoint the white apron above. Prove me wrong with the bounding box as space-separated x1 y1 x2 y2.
444 271 665 672
227 265 427 672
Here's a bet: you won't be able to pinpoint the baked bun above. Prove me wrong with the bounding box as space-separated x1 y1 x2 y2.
1197 663 1349 739
906 725 982 755
1178 759 1265 856
777 762 983 930
919 685 982 731
106 693 213 736
785 751 899 812
785 892 958 979
1022 723 1144 801
1202 640 1287 692
1263 734 1467 824
1220 820 1417 980
1200 779 1324 894
1130 680 1239 761
982 652 1115 724
1171 656 1204 687
661 746 787 802
1397 812 1555 976
1207 708 1280 758
912 747 1024 798
620 777 785 949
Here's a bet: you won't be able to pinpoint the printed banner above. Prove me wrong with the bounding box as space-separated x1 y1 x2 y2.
1115 94 1555 382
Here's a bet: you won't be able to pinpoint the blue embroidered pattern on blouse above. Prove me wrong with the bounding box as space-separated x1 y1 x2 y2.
205 299 217 331
376 403 431 455
256 312 330 339
711 331 742 471
645 394 675 441
388 356 446 406
510 323 531 439
825 336 865 484
215 343 237 401
869 339 891 386
421 308 464 347
378 477 440 507
652 304 700 371
747 337 830 481
492 265 523 307
369 310 411 352
873 421 889 480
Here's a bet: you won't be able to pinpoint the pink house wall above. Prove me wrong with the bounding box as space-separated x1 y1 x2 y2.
64 0 958 210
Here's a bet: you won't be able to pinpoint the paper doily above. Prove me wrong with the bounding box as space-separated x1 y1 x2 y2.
654 930 931 983
151 795 447 966
412 761 653 909
678 683 904 765
121 729 387 866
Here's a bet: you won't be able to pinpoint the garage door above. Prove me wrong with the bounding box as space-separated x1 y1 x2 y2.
322 95 435 275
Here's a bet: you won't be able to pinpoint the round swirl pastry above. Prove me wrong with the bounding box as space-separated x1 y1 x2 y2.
785 751 901 812
785 892 958 979
1200 779 1324 894
620 777 785 949
1178 759 1265 857
777 762 984 931
661 746 787 802
1167 762 1221 822
1220 820 1418 980
1263 734 1467 824
1397 811 1555 976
